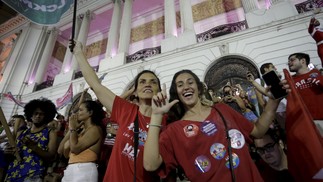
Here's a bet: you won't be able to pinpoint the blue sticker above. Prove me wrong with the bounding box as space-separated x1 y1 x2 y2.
194 155 211 173
210 143 226 160
225 153 240 169
310 72 319 78
200 120 217 136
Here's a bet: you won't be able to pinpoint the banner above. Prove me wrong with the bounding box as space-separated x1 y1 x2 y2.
2 0 74 25
2 92 26 108
284 69 323 181
56 83 73 110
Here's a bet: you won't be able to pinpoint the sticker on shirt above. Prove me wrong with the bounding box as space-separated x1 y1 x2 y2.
228 129 245 149
194 155 211 173
309 72 319 78
225 153 240 169
200 120 217 136
210 143 226 160
183 124 199 137
138 131 147 146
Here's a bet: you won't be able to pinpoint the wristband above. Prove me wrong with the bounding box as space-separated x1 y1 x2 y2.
148 124 162 128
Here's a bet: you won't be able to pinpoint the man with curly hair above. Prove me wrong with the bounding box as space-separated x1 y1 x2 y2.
5 98 58 182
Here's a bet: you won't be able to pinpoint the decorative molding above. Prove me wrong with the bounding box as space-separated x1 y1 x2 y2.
295 0 323 13
0 15 28 40
196 20 248 43
35 80 54 91
126 46 161 63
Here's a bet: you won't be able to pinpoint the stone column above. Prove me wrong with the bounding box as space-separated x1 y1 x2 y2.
179 0 195 33
105 0 122 58
118 0 133 54
71 10 92 71
164 0 177 38
34 28 58 84
60 15 82 74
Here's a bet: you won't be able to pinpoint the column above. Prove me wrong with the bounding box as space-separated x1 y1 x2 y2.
60 15 82 74
71 10 92 71
34 28 58 84
179 0 195 33
118 0 133 54
164 0 177 38
105 0 122 58
241 0 259 13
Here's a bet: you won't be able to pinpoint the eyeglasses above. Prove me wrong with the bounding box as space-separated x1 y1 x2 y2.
256 142 276 155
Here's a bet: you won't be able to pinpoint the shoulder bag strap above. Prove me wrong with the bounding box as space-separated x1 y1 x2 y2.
213 106 236 182
133 110 139 182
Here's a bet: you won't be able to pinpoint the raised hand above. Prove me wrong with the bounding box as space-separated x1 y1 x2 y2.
246 72 255 82
69 39 83 54
68 114 83 130
151 83 178 115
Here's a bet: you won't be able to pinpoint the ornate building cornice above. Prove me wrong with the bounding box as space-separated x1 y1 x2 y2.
0 15 28 40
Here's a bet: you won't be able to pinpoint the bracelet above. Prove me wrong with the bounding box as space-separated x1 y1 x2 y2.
148 124 162 128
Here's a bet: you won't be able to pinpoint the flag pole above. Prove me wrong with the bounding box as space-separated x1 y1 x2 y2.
70 0 78 52
0 107 21 161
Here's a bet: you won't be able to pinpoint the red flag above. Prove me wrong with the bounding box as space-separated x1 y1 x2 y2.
284 69 323 181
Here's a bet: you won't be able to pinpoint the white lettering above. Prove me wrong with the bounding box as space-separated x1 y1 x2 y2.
19 0 67 12
122 143 133 154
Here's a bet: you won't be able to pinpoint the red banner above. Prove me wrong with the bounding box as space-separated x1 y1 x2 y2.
284 69 323 181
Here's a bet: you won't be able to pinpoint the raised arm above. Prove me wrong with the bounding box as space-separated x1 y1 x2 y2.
250 79 291 138
68 114 102 155
71 40 115 112
144 84 178 171
251 98 278 138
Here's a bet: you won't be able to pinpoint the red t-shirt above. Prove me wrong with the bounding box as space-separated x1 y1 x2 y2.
292 69 323 119
103 96 164 182
159 103 263 182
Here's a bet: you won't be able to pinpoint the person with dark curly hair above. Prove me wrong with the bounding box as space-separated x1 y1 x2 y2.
5 98 58 182
59 100 105 182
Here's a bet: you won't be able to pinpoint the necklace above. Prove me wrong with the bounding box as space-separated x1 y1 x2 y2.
139 112 150 129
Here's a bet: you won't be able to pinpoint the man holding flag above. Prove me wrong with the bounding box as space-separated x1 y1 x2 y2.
284 52 323 181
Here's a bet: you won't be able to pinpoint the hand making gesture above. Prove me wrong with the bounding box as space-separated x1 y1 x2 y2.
151 84 178 116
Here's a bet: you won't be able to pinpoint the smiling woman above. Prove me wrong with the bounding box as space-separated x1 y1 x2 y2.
71 40 167 182
144 69 285 182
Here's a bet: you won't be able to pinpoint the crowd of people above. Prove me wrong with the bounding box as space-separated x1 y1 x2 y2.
0 17 322 182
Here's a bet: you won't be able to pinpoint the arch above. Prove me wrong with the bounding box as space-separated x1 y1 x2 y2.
204 55 260 95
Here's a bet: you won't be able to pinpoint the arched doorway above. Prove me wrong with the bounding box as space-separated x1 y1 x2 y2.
204 55 260 96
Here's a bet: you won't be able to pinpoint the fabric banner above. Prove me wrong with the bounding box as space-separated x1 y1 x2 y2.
283 69 323 182
2 0 74 25
56 83 73 110
2 92 26 108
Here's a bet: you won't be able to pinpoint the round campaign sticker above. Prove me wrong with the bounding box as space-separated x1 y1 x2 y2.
225 153 240 169
200 120 217 136
183 124 199 137
210 143 226 160
194 155 211 173
228 129 245 149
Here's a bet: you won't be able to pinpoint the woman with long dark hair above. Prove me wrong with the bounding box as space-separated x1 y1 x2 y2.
144 70 289 182
60 100 104 182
